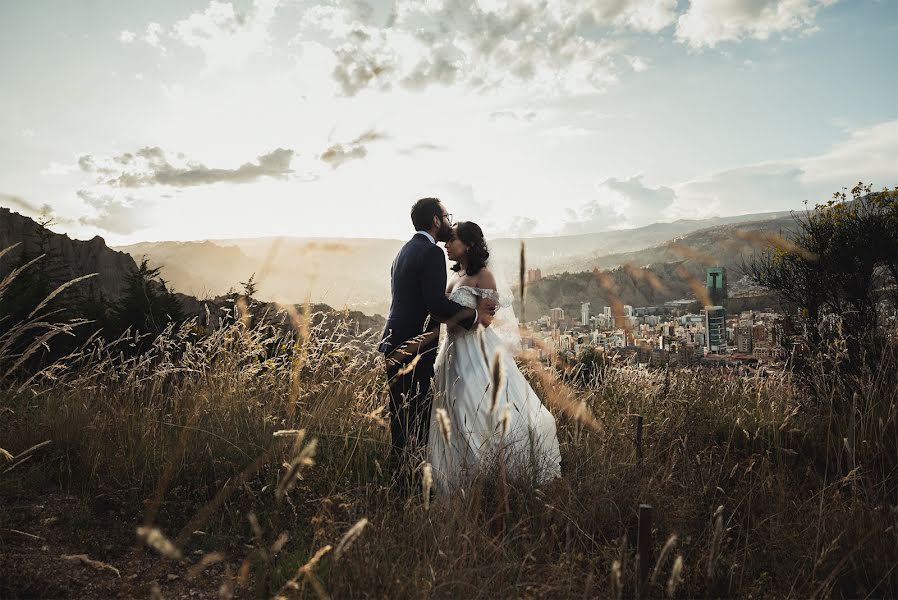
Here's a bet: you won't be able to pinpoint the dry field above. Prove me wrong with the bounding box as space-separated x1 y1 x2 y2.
1 268 897 599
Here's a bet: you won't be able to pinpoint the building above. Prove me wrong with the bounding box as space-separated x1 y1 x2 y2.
676 342 702 366
550 307 564 323
580 302 590 326
527 268 542 283
603 306 612 317
736 322 754 353
559 334 574 352
703 306 727 353
706 267 728 306
752 345 780 361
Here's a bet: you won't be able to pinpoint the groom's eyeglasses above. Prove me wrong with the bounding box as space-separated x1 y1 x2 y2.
443 213 454 224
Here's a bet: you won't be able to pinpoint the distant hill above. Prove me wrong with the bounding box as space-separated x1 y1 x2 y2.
515 214 800 320
117 237 402 316
114 209 794 314
574 214 797 271
118 240 258 299
489 210 793 275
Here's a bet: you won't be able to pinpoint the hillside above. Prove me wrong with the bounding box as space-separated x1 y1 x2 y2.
517 214 799 320
490 210 793 275
117 237 401 315
566 213 798 273
0 207 137 300
0 210 385 336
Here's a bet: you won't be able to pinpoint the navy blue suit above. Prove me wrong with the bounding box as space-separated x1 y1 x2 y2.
379 233 476 476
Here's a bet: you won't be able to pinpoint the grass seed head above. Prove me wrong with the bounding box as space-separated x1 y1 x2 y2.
136 526 182 560
422 462 433 510
667 555 684 598
610 559 622 600
334 518 369 561
436 408 452 446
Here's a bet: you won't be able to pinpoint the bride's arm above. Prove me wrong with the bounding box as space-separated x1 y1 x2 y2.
475 269 498 327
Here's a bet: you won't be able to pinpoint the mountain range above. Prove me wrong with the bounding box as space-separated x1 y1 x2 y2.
112 209 795 315
1 201 803 322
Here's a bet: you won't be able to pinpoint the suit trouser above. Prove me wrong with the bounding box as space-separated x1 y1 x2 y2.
385 354 435 478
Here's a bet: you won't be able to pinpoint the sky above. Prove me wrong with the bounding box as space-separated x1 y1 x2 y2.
1 0 896 245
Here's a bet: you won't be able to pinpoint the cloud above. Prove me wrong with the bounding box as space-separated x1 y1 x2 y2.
143 22 165 51
319 130 385 168
489 110 538 123
670 119 898 217
170 0 282 71
434 181 490 221
41 161 79 176
561 198 620 235
507 216 539 237
590 0 679 33
801 119 898 186
397 142 446 156
139 0 671 97
624 54 649 72
672 164 808 218
676 0 838 49
562 175 676 233
602 175 677 217
119 30 136 43
299 0 664 97
76 190 149 235
320 144 367 168
78 147 295 188
0 194 53 217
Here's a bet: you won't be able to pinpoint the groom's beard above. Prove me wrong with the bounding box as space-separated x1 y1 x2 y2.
436 222 452 242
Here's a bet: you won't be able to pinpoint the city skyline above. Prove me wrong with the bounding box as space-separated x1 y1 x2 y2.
2 0 896 246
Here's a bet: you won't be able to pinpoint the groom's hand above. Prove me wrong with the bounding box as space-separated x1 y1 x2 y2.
477 297 498 327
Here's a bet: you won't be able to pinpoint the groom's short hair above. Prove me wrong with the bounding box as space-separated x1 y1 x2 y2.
411 197 442 231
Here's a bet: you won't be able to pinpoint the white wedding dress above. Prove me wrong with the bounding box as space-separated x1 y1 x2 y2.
427 286 561 493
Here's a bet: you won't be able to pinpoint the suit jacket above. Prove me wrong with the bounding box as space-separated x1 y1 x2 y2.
378 233 476 360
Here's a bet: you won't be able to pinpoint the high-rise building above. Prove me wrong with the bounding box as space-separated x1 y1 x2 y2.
527 268 542 283
703 306 727 353
706 267 728 306
580 302 590 326
550 307 564 323
623 305 634 317
736 322 754 353
603 306 611 317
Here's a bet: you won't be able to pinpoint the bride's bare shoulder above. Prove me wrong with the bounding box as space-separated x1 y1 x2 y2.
475 267 496 291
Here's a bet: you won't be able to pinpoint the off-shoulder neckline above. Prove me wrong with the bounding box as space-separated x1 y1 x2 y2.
451 285 498 294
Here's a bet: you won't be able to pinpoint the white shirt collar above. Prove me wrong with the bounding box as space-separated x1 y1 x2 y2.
415 230 436 244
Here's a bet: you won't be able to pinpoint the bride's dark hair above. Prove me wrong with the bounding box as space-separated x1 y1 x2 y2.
451 221 489 276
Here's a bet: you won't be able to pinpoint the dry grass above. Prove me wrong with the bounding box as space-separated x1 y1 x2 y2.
1 256 897 598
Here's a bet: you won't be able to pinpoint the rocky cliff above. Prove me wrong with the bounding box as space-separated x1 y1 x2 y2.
0 207 138 300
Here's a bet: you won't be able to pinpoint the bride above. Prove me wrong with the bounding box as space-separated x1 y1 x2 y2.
427 221 561 493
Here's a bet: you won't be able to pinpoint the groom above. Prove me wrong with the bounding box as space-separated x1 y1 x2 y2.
378 197 495 487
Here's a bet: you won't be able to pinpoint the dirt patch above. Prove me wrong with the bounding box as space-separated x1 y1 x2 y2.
0 492 246 599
